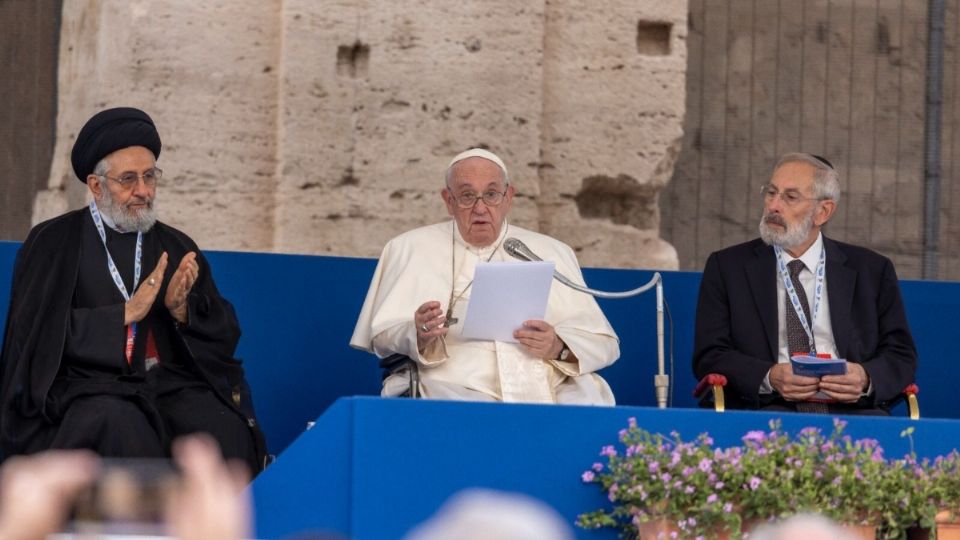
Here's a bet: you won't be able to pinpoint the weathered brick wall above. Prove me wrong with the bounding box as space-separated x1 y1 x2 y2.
33 0 686 270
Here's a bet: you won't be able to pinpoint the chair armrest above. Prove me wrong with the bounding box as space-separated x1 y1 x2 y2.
693 374 727 412
903 384 919 420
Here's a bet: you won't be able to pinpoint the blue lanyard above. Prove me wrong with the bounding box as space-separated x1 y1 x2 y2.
774 245 825 354
88 201 143 302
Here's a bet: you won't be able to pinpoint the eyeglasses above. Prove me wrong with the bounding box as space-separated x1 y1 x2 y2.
449 189 508 209
102 168 163 190
760 184 825 206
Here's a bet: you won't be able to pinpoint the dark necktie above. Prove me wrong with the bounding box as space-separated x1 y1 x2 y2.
786 259 812 356
786 259 829 413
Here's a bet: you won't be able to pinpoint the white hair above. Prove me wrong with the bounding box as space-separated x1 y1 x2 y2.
774 153 841 204
749 514 857 540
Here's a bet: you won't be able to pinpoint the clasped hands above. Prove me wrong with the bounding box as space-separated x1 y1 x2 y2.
124 252 199 326
414 300 566 360
769 362 870 403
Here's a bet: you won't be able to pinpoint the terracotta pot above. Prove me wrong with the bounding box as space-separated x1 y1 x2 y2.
936 510 960 540
841 523 877 540
636 518 734 539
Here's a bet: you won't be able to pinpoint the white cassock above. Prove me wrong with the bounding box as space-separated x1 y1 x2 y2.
350 220 620 405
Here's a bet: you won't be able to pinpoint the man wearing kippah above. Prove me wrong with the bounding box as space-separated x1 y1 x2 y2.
692 153 917 414
351 148 620 404
0 107 266 472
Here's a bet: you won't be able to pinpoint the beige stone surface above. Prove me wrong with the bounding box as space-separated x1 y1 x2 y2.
37 0 281 251
38 0 686 270
539 0 685 269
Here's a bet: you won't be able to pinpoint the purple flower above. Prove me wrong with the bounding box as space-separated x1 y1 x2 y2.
698 458 712 472
707 493 718 504
715 481 725 489
684 485 695 494
682 466 696 478
592 462 603 472
581 471 595 482
661 472 672 483
833 417 848 431
628 417 637 428
619 428 628 440
600 445 617 457
723 502 733 513
648 462 660 473
748 476 761 490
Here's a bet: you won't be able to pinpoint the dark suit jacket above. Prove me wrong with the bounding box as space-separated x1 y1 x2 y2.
692 237 917 410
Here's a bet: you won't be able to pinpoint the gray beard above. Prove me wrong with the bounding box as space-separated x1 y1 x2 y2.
98 192 158 233
758 209 814 249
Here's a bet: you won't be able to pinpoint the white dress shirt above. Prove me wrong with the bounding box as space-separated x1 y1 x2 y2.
760 233 839 393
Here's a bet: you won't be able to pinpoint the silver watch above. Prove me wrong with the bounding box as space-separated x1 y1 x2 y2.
557 343 571 361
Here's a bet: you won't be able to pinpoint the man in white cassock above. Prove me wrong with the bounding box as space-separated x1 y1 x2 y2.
350 148 620 404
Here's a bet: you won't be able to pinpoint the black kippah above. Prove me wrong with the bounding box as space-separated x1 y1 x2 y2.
810 154 834 169
70 107 162 183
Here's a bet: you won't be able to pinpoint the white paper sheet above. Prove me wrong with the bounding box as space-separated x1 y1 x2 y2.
460 261 555 342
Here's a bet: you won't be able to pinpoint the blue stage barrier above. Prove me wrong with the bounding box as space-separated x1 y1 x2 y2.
1 240 959 457
250 397 960 540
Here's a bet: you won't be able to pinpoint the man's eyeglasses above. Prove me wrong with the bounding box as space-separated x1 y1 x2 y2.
760 184 824 206
449 189 508 209
102 168 163 190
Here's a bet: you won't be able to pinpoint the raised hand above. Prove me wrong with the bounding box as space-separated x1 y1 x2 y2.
124 252 168 325
165 252 199 324
415 301 448 351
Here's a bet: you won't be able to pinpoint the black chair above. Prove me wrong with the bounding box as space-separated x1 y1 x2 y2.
379 354 420 398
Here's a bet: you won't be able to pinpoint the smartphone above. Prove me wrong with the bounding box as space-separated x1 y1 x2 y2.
68 458 180 535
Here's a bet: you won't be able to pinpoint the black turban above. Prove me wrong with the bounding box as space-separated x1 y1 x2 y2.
70 107 162 183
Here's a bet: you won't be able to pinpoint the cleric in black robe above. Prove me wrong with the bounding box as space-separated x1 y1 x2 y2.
0 107 267 473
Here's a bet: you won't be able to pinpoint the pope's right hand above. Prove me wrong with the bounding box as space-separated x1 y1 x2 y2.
124 252 168 326
415 301 448 351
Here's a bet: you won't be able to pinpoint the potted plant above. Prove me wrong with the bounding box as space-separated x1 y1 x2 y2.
578 419 942 540
928 450 960 539
577 417 742 539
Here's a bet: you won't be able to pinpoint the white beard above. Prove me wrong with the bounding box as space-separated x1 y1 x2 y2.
758 208 814 250
98 191 157 233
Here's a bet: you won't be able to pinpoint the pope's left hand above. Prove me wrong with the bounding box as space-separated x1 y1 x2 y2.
514 320 564 360
165 252 199 324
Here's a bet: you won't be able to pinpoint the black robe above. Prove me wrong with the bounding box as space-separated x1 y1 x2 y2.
0 209 267 469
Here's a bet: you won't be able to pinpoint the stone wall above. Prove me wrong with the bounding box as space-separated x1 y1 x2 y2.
34 0 686 270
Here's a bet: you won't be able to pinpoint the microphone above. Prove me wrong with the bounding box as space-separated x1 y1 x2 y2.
504 238 542 262
504 237 660 299
502 237 670 409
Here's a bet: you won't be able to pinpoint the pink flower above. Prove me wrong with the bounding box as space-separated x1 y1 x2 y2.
592 462 603 472
581 471 595 483
600 445 617 457
707 493 718 504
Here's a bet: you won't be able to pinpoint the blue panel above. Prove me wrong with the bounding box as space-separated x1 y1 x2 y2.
202 250 381 456
2 239 960 458
249 398 354 539
253 397 960 540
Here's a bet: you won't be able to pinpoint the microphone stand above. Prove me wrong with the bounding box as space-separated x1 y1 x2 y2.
505 239 669 408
